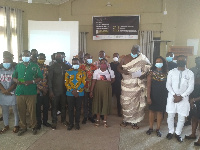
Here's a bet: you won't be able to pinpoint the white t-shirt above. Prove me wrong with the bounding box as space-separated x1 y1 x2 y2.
93 68 115 81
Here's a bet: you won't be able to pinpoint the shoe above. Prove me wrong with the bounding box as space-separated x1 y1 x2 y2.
194 142 200 146
184 120 191 126
62 121 69 126
67 124 74 130
32 128 37 135
75 124 80 130
146 128 153 135
166 133 173 140
103 120 108 128
43 122 51 128
95 120 100 127
57 111 61 116
0 125 9 134
175 134 183 142
156 130 162 137
82 118 87 124
120 121 128 127
185 135 197 139
88 117 95 123
0 116 3 121
17 128 27 136
13 126 20 133
131 123 139 129
36 124 41 130
51 123 57 130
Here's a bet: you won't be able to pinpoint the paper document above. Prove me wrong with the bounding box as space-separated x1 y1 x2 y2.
132 69 142 78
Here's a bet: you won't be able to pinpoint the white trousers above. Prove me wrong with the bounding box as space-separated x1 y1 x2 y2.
167 113 185 135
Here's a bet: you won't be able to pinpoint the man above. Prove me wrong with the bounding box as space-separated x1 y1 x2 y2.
184 56 200 126
80 53 97 124
78 51 85 64
49 53 56 66
48 52 71 129
117 45 151 129
166 55 194 142
30 49 38 63
93 50 110 69
65 58 86 130
12 50 43 136
166 52 177 71
36 53 51 129
110 53 122 117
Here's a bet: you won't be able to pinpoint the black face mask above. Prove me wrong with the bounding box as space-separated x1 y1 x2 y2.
177 60 186 67
56 58 62 63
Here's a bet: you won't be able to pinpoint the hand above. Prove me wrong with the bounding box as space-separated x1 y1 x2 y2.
49 91 55 100
24 81 33 86
174 95 183 103
123 70 129 75
147 98 152 105
72 89 79 98
190 98 195 108
2 89 11 95
16 81 24 85
90 92 93 98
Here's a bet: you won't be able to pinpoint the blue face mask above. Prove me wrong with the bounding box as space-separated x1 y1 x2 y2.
155 63 163 68
99 57 103 60
22 57 30 62
166 57 173 62
72 65 79 70
131 53 138 58
87 59 92 64
3 63 11 69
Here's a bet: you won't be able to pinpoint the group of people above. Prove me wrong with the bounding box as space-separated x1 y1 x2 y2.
0 45 200 146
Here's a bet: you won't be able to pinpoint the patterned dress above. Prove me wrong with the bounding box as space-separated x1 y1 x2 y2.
149 70 168 112
121 53 151 124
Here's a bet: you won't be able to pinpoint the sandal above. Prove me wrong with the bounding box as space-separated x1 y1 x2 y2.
156 129 162 137
95 120 100 127
120 121 128 127
103 120 108 128
0 125 9 134
146 128 153 135
132 123 139 129
13 126 20 133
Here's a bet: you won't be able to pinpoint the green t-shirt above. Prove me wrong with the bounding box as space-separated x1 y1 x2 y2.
12 62 43 95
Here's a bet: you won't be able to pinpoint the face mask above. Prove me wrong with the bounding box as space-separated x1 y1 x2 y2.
177 60 186 67
113 57 119 62
87 59 92 64
56 58 62 63
131 53 138 58
155 63 163 68
72 65 79 70
38 60 45 64
3 63 11 69
166 57 173 62
22 57 30 62
100 64 107 69
99 57 103 60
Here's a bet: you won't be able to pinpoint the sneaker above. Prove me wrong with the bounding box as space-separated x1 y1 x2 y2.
17 128 27 136
32 128 37 135
51 123 57 130
82 118 87 124
88 117 95 123
67 124 74 131
43 122 51 128
175 134 183 143
166 133 173 140
75 124 80 130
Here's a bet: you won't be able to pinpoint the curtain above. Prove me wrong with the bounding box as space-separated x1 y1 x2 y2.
0 6 23 63
79 32 87 54
139 31 154 63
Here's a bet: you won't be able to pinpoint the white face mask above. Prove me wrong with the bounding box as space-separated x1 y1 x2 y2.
113 57 119 62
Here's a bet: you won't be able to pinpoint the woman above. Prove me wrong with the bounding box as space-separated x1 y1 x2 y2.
185 77 200 146
146 56 168 137
90 58 115 127
0 54 19 134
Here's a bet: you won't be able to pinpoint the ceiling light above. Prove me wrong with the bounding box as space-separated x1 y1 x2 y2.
106 2 112 7
28 0 32 3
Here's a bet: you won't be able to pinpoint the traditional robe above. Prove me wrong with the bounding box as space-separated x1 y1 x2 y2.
121 53 151 124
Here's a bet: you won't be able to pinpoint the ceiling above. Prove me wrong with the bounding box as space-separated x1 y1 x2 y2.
10 0 70 5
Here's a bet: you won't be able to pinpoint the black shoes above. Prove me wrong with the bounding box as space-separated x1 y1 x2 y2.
36 124 41 130
67 124 74 131
17 128 27 136
166 133 173 140
51 123 57 130
146 128 153 135
43 122 52 128
156 130 162 137
75 124 80 130
88 117 95 123
82 118 87 124
175 134 183 142
32 128 37 135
